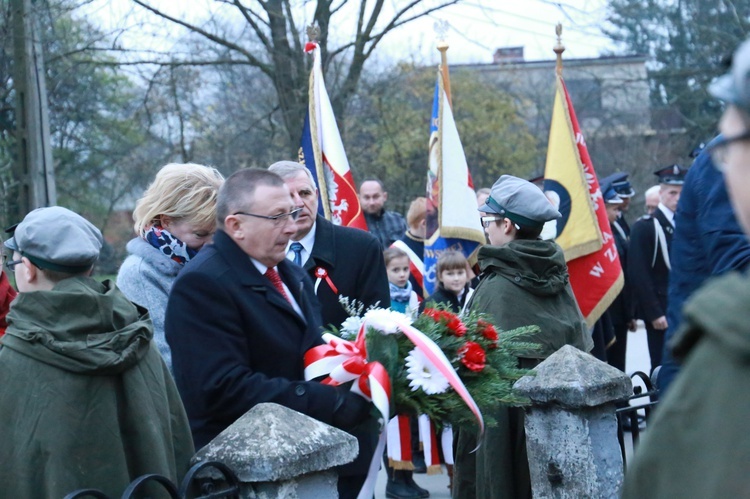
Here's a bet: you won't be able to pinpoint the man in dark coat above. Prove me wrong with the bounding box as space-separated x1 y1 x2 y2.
600 177 636 371
628 165 688 372
658 140 750 393
359 178 407 248
269 161 390 328
165 169 372 498
269 161 389 496
602 171 636 238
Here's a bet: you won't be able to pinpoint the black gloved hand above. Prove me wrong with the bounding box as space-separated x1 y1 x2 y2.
331 387 372 431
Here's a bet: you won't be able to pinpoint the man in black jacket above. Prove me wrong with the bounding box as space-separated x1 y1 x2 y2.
268 161 389 496
359 178 407 249
269 161 390 328
165 169 372 498
628 165 688 372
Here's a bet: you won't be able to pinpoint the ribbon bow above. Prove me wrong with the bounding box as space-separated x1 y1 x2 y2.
304 330 390 422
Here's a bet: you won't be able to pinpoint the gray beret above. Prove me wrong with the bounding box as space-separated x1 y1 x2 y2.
710 39 750 112
479 175 561 229
4 206 103 273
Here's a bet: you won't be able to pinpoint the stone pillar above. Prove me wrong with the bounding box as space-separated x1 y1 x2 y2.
513 345 632 499
192 403 359 498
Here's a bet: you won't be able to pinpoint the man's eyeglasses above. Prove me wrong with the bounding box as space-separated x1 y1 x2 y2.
705 131 750 171
233 207 302 227
480 215 503 228
2 254 21 272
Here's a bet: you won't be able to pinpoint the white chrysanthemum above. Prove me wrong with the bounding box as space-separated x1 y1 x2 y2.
362 308 411 334
405 348 450 395
340 316 362 339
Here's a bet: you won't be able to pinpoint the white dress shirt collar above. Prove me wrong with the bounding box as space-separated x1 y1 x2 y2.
286 221 316 267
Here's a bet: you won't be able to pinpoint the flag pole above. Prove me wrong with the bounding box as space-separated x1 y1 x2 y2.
437 42 452 106
305 23 332 221
554 23 565 77
435 19 453 107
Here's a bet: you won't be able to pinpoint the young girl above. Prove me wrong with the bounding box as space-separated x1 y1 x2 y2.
382 247 428 499
384 247 419 318
426 250 473 314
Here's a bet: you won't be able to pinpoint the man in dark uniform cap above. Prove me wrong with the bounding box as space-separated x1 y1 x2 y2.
601 179 636 371
627 164 688 373
605 172 636 237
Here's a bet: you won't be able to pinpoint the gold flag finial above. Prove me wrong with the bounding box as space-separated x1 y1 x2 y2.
307 24 320 43
554 23 565 76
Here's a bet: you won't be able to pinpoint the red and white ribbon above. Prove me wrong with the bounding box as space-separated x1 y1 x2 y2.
304 327 390 499
441 425 454 465
304 312 484 498
386 415 414 469
313 266 338 295
418 415 443 473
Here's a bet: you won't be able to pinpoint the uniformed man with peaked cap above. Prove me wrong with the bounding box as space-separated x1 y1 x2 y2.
601 178 637 371
453 175 593 499
627 165 688 373
601 172 635 238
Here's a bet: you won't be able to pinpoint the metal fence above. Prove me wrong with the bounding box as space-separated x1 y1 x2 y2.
63 461 240 499
616 369 660 469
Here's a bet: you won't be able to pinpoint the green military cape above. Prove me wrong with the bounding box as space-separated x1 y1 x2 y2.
453 240 593 499
622 271 750 498
0 277 194 498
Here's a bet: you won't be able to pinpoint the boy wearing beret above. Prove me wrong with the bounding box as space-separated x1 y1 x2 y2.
0 206 193 497
452 175 593 499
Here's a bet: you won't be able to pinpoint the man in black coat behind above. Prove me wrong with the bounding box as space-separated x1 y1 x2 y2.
165 168 373 498
628 165 688 372
269 161 389 496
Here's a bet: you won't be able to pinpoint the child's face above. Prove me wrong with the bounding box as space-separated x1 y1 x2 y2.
440 267 468 294
386 256 410 288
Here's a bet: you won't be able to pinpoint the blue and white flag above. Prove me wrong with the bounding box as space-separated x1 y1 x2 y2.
423 69 485 296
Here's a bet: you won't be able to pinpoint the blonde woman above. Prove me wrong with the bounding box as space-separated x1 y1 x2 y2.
117 163 224 372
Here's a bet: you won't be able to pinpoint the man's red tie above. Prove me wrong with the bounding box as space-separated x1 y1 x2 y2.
264 267 291 303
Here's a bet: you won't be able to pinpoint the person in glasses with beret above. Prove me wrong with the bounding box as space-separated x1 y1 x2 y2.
453 175 592 499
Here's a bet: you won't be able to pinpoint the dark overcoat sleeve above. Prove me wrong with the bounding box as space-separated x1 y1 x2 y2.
166 266 338 448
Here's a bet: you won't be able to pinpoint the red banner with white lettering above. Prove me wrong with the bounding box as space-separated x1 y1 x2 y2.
544 76 623 326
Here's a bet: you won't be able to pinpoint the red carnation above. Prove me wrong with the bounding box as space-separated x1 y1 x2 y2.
478 319 499 346
424 308 442 322
446 316 467 337
458 341 486 372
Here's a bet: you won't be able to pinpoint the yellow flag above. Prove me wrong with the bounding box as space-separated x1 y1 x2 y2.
543 77 602 261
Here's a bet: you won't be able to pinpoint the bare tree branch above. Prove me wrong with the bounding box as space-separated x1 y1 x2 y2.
131 0 274 76
231 0 272 51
